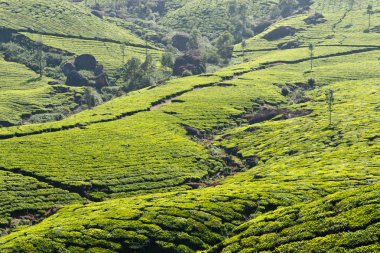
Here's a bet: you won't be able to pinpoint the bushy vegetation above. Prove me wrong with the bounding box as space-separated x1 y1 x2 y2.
210 183 380 252
0 0 144 44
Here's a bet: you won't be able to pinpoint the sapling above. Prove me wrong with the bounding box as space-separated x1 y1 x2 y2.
325 89 334 126
308 43 314 70
35 39 45 78
367 5 373 29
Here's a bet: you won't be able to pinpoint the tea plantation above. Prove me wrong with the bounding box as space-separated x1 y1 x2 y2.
0 55 80 126
0 0 379 252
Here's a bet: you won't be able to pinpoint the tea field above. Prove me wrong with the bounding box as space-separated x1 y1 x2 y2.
0 0 379 251
0 55 80 126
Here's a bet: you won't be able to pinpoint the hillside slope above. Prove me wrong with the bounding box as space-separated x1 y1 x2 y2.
0 0 379 252
0 36 379 253
0 0 160 127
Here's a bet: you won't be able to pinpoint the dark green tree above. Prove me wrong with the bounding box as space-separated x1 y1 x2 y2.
35 39 45 78
122 57 142 84
215 32 234 63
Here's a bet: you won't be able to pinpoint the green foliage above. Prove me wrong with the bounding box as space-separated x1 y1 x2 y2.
83 87 103 108
209 183 380 253
0 55 80 126
161 51 175 68
0 0 145 44
0 1 379 251
24 33 162 77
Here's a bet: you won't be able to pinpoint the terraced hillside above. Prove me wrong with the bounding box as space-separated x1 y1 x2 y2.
0 0 143 44
84 0 278 40
0 0 379 252
0 54 81 126
234 0 380 59
0 0 161 127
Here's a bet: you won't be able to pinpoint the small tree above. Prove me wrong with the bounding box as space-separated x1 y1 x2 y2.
35 39 45 78
216 32 234 63
325 89 334 126
367 5 373 29
308 43 315 70
122 57 141 83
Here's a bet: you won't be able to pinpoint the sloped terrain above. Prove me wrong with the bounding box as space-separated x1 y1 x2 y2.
0 0 379 252
0 55 81 126
0 0 160 127
235 0 380 59
209 182 380 253
0 0 143 44
84 0 278 40
0 39 379 253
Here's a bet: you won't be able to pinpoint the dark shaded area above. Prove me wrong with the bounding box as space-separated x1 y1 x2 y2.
65 55 109 88
66 70 89 86
251 20 273 34
304 13 326 25
263 26 297 41
172 33 190 52
371 26 380 33
91 10 104 19
182 124 202 137
74 54 97 71
277 39 301 49
173 54 206 76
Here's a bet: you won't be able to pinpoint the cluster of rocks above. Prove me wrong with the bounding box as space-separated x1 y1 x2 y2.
304 13 326 25
263 26 297 41
277 39 301 49
63 54 109 88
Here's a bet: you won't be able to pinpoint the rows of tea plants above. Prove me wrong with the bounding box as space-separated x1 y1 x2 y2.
0 55 79 126
0 74 222 138
24 33 162 74
0 0 144 44
0 169 84 236
0 41 378 251
235 0 380 60
0 110 223 201
164 47 380 132
209 182 380 253
0 44 372 138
